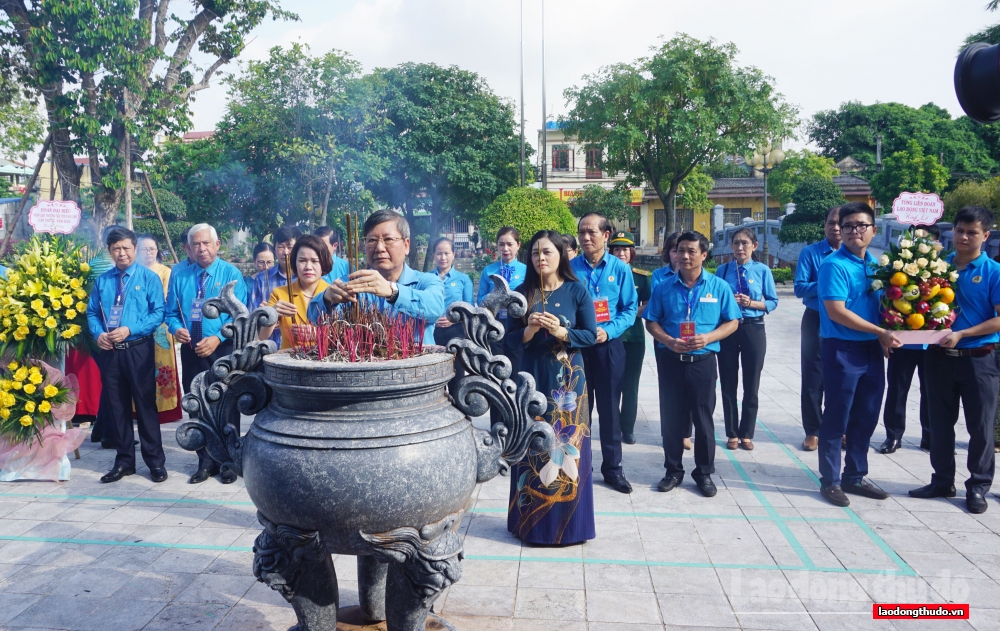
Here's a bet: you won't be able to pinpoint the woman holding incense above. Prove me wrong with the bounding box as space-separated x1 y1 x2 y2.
504 230 597 545
258 235 331 350
136 234 183 423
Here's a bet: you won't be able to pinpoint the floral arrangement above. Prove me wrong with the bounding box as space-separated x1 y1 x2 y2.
0 235 92 358
0 360 75 446
870 228 958 331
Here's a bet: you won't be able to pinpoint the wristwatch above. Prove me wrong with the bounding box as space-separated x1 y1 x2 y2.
388 282 400 303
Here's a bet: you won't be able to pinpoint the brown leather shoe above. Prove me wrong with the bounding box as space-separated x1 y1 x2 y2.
740 439 754 451
802 436 818 451
683 437 693 450
726 437 739 450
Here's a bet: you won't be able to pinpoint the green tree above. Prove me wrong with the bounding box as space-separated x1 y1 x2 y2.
0 0 296 231
0 91 44 161
365 63 524 270
766 150 840 205
567 182 635 222
943 178 1000 221
478 187 577 246
562 34 796 233
678 167 716 215
777 176 846 245
870 140 950 208
132 187 186 221
962 0 1000 48
808 101 995 175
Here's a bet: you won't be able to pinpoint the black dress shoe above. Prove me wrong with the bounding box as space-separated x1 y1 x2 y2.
622 433 636 445
604 475 632 494
693 475 717 498
878 438 901 454
188 468 214 484
908 483 957 499
842 479 889 500
657 475 683 492
150 468 168 483
821 485 850 507
220 469 237 484
967 491 988 514
101 466 135 483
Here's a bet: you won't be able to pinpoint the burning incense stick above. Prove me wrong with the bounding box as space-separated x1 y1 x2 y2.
176 297 194 350
97 297 115 352
284 253 299 324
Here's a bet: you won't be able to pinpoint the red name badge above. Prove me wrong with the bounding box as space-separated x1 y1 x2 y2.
593 298 611 323
679 321 696 340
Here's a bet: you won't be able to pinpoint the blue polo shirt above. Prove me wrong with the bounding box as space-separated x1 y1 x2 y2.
86 261 165 342
476 260 527 304
818 246 880 341
650 266 675 295
165 257 247 343
0 264 8 280
948 252 1000 349
569 250 638 340
794 238 838 312
307 264 446 340
250 266 293 309
643 269 741 354
439 267 474 307
321 253 350 285
715 260 779 318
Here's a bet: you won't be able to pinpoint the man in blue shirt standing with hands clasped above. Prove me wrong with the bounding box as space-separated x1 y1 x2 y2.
910 206 1000 514
86 227 167 484
571 213 638 494
817 202 901 507
166 223 248 484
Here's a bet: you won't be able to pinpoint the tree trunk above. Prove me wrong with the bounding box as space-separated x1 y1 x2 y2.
319 163 337 227
650 180 677 236
48 127 82 205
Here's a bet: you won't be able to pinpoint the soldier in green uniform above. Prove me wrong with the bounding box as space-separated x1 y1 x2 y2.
610 231 651 444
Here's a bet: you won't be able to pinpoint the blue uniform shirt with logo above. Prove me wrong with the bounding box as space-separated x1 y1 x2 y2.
476 260 526 304
307 264 446 340
650 266 675 295
818 245 880 341
794 238 837 312
715 259 778 318
321 253 351 286
947 252 1000 348
439 267 474 308
250 266 293 309
86 261 165 342
569 250 638 340
643 270 741 354
165 258 247 343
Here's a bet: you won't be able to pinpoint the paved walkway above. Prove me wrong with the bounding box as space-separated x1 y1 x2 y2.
1 286 999 630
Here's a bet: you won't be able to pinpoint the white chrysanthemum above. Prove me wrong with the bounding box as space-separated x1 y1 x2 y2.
893 259 904 271
917 243 931 254
933 242 945 252
879 255 890 266
899 249 913 260
904 263 920 276
900 239 913 248
914 229 928 238
916 257 928 269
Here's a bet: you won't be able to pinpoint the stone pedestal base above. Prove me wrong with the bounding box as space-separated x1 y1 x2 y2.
335 606 455 631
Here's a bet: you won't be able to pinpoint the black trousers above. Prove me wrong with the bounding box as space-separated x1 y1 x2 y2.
882 348 930 443
96 339 164 470
654 346 693 439
659 351 718 478
583 338 625 478
181 340 236 472
800 308 824 437
719 320 766 440
619 340 646 436
925 350 999 495
91 387 112 441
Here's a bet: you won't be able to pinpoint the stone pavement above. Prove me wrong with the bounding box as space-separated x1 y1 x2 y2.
2 286 1000 630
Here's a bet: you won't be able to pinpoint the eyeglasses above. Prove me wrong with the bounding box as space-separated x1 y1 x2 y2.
365 236 404 249
841 223 873 234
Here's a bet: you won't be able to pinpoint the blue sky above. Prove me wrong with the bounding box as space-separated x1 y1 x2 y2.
186 0 998 151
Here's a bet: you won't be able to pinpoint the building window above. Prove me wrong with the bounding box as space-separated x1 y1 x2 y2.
585 147 602 179
552 145 573 171
723 208 752 226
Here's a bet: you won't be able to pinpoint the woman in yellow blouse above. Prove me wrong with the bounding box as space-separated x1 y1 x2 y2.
258 234 332 349
136 234 182 422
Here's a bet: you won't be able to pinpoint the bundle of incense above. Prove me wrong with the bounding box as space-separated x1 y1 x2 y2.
284 253 298 324
97 298 114 352
264 263 272 304
176 297 194 349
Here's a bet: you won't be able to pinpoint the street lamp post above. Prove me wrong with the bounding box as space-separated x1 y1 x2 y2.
746 145 785 267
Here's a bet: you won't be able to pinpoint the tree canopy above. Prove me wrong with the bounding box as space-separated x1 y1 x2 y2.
943 178 1000 221
0 0 296 231
0 91 44 162
869 140 950 209
567 182 635 222
478 187 577 246
777 177 845 245
766 150 840 206
562 34 796 233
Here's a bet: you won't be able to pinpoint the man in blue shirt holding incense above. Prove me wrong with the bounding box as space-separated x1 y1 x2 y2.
86 227 167 484
571 213 638 494
644 231 741 496
817 202 901 507
309 210 445 341
794 205 841 451
910 206 1000 514
165 223 248 484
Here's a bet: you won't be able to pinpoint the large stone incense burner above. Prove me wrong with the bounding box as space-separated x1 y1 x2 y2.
176 276 554 631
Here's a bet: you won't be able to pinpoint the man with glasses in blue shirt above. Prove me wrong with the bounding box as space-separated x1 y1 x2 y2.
86 227 167 484
644 231 741 496
817 202 901 507
794 206 841 451
166 223 248 484
910 206 1000 514
572 213 638 494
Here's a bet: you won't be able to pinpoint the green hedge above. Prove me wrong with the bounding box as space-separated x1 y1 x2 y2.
772 267 793 284
132 219 194 253
479 187 577 244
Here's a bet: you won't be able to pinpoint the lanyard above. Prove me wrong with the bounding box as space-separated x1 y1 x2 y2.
681 279 700 320
587 257 604 297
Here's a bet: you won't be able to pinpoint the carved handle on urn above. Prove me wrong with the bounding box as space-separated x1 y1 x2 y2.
175 281 278 477
446 274 556 483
